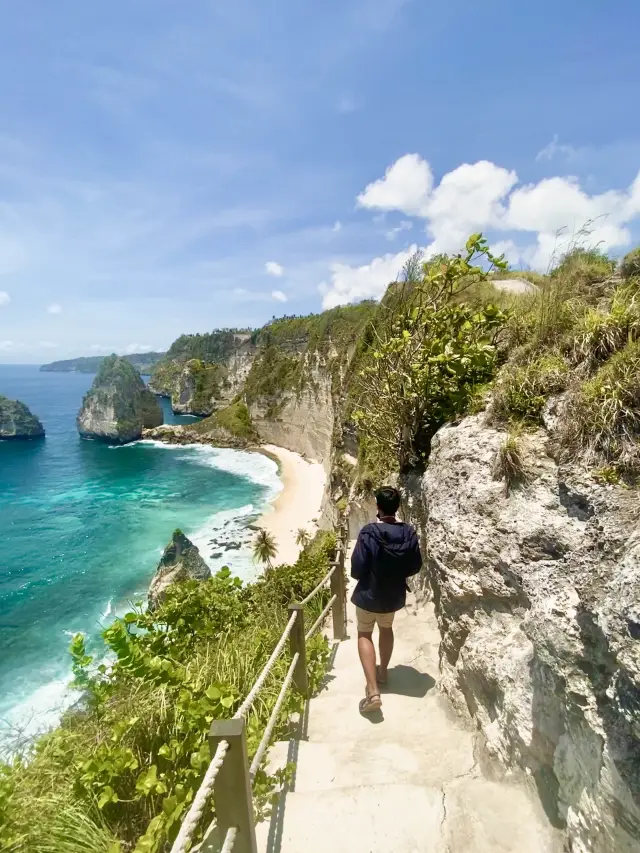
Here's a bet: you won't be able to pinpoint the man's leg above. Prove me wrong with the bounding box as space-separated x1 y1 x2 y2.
377 612 395 680
378 627 394 680
356 607 378 697
357 631 378 697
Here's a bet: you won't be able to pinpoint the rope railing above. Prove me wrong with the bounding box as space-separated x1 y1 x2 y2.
249 651 299 781
298 563 336 606
169 530 348 853
305 594 337 641
234 609 299 719
220 827 238 853
169 739 230 853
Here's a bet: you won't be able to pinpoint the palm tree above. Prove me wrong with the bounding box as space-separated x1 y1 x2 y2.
253 528 278 569
295 528 311 549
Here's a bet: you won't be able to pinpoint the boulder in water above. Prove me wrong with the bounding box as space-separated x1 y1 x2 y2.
77 354 162 444
148 529 211 610
0 395 45 439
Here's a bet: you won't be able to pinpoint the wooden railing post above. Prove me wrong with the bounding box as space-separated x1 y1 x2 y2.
330 544 347 641
207 718 257 853
288 602 308 696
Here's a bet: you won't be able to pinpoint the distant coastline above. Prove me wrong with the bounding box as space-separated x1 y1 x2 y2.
40 351 165 374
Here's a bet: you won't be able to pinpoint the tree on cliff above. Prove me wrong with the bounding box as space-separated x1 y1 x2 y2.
295 528 311 548
253 528 278 569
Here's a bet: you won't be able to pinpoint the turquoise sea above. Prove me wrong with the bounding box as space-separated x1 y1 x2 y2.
0 365 281 743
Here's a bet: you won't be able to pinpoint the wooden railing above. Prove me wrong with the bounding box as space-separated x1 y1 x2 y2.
169 530 348 853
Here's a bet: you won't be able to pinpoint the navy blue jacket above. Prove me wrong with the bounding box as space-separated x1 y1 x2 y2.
351 521 422 613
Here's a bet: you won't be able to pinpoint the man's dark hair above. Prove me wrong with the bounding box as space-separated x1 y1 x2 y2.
375 486 401 516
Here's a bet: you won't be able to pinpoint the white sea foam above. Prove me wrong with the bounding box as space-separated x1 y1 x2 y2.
101 598 113 620
0 673 80 753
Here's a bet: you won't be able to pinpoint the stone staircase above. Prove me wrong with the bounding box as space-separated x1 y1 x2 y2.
257 579 561 853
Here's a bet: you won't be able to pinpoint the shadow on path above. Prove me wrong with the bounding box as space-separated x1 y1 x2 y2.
383 665 435 698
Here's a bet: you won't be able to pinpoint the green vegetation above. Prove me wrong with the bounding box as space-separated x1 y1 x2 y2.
0 396 45 438
620 246 640 280
40 353 166 375
253 529 278 569
295 529 311 548
164 331 243 364
351 235 508 471
211 400 256 440
494 431 527 494
244 348 300 407
0 534 336 853
562 340 640 473
254 304 376 352
186 360 224 414
491 353 569 424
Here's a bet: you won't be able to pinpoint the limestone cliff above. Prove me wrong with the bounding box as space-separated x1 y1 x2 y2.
148 530 211 610
77 355 162 444
417 413 640 853
0 395 45 439
149 333 255 415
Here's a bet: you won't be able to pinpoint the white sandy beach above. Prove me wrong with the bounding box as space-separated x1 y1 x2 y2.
258 444 327 565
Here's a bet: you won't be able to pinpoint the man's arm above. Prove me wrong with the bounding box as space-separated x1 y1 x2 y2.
404 529 422 578
351 530 372 580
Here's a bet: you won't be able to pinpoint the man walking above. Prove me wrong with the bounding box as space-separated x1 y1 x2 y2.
351 486 422 714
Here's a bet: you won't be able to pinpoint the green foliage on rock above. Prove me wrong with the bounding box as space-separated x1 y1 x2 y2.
211 400 256 439
0 534 336 853
77 355 162 443
0 396 45 439
165 331 242 363
562 340 640 473
491 353 569 424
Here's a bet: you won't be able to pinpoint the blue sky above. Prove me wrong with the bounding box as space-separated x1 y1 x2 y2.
0 0 639 362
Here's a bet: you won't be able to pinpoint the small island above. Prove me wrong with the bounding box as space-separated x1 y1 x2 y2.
40 351 165 374
0 395 45 440
77 354 163 444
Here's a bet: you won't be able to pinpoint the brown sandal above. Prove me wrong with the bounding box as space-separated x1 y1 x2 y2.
359 692 382 714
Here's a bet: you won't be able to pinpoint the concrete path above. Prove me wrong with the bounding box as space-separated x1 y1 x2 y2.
257 579 561 853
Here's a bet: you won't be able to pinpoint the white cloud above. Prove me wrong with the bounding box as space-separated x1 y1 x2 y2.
320 245 417 309
265 261 284 277
535 134 578 163
122 343 154 354
0 291 10 306
357 153 434 217
38 340 58 349
0 340 14 350
323 155 640 308
47 303 62 314
386 220 413 240
332 220 342 232
271 290 288 303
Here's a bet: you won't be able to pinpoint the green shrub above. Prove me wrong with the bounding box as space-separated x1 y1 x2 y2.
493 431 526 494
492 353 569 424
352 234 508 470
569 285 640 366
551 247 616 288
562 340 640 472
620 247 640 280
212 401 256 440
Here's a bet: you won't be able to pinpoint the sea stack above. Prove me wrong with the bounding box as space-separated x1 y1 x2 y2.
148 529 211 610
77 354 162 444
0 395 45 439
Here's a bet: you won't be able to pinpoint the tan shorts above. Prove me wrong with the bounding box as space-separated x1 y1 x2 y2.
356 607 395 633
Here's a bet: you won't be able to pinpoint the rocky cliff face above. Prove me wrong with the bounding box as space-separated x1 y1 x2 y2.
418 413 640 853
248 358 335 471
149 336 256 415
0 395 45 439
77 355 163 444
148 530 211 610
